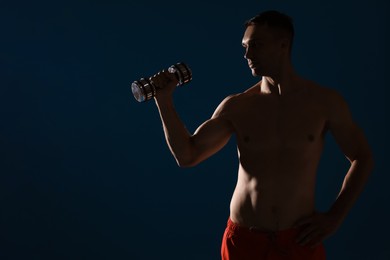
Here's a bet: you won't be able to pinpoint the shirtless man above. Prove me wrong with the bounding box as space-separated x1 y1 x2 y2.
150 10 373 260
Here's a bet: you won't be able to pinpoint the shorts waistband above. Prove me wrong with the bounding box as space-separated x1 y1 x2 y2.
227 217 299 237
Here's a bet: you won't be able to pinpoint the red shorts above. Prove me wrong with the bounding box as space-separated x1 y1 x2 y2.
221 218 326 260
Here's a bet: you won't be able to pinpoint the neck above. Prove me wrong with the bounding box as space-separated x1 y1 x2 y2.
260 63 300 96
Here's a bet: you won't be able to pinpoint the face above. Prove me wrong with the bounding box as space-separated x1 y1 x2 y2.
242 24 288 77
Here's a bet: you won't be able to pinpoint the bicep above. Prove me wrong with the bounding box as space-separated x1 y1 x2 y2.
188 97 235 164
192 116 233 150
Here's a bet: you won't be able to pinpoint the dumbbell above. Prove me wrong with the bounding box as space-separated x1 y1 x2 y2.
131 62 192 102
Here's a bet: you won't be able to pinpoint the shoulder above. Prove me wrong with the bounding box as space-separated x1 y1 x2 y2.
305 79 348 109
212 93 240 118
304 80 352 124
321 87 349 114
213 86 257 118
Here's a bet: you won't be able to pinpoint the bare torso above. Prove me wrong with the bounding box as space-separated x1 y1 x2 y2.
227 79 329 231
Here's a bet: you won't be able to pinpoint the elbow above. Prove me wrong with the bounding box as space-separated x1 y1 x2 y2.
363 148 375 171
173 140 201 168
364 142 375 171
176 157 199 168
352 150 375 172
173 139 207 168
175 150 201 168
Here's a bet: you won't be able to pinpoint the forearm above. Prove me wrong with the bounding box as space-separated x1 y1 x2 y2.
154 97 193 166
328 156 374 222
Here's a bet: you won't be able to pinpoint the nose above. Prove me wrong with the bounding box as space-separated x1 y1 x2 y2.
244 46 253 60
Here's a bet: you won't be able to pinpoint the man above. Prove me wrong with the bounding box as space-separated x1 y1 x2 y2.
150 10 373 260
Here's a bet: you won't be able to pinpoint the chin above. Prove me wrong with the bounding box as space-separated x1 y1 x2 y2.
251 68 262 77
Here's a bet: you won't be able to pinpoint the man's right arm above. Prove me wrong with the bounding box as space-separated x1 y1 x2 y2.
154 84 235 168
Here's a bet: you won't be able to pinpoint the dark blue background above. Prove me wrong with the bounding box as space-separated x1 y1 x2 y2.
1 0 388 259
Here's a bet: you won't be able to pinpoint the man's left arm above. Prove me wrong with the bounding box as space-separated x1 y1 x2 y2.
326 92 374 222
295 91 374 247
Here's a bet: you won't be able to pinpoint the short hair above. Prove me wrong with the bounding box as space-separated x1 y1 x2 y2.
245 10 295 54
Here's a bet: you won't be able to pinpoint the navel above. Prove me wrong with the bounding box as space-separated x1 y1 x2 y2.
307 134 315 142
244 135 250 143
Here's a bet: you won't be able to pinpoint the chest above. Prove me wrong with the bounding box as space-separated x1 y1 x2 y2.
231 96 328 151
